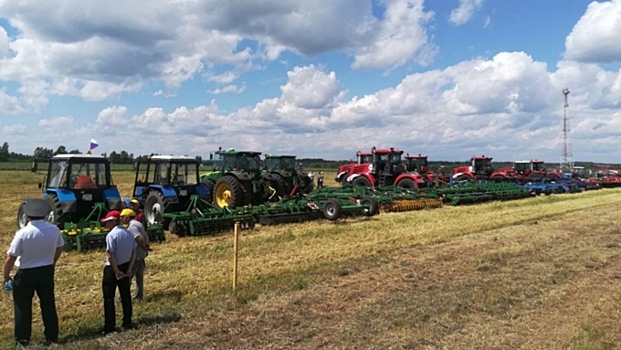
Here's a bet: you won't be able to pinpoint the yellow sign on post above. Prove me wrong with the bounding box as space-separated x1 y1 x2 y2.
233 221 239 290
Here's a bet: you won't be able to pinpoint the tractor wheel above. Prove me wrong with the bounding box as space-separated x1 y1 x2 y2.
396 178 419 192
269 173 290 199
145 191 168 226
352 176 372 187
360 196 379 217
16 203 27 229
45 194 66 229
213 175 245 209
298 174 315 194
202 179 215 203
322 198 342 221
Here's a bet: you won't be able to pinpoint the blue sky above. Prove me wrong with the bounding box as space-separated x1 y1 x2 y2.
1 0 621 163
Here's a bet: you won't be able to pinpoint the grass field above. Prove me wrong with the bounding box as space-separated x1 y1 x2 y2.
1 170 621 349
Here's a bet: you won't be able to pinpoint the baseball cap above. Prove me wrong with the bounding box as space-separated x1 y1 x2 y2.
130 199 139 204
120 208 136 217
100 210 121 222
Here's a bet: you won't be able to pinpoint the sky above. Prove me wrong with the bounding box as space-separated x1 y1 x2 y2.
1 0 621 163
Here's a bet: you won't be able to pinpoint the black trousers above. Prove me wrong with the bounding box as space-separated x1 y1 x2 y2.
13 264 59 344
102 263 132 332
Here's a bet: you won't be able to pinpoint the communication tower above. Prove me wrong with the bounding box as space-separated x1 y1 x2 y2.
560 88 573 173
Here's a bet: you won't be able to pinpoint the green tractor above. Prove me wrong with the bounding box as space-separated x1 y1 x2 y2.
263 154 314 197
200 148 275 209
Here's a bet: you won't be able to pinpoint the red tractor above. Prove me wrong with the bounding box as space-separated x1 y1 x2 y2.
452 155 496 183
489 160 546 183
404 153 447 188
335 151 372 184
345 147 425 190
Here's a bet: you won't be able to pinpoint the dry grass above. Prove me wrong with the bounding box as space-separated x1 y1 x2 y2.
0 170 620 349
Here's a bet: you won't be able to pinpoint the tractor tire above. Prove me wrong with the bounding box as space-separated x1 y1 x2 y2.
298 174 315 194
17 203 27 229
202 179 215 203
45 194 66 229
213 175 245 209
360 196 379 217
269 173 291 199
145 190 168 226
322 198 342 221
396 178 419 192
352 176 372 188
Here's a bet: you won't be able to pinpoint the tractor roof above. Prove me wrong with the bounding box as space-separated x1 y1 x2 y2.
264 154 296 159
146 155 198 163
217 149 262 156
471 155 493 160
405 153 427 159
514 160 530 164
531 159 544 163
372 147 403 154
51 154 107 162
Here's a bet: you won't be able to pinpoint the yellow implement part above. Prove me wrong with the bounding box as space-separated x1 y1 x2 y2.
381 198 443 213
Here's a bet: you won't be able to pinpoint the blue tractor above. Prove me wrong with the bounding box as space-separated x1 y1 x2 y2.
131 155 210 228
18 154 122 229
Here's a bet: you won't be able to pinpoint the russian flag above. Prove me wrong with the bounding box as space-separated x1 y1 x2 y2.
89 139 99 151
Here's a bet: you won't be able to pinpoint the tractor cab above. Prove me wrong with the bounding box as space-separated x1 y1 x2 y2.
132 155 209 225
264 155 296 173
263 154 314 196
404 153 429 173
21 154 121 229
514 160 531 175
201 147 268 209
471 155 495 178
371 147 406 177
357 152 373 165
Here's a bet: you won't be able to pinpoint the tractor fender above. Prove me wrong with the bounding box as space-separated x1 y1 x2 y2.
193 184 210 196
345 173 361 183
346 173 376 187
103 187 123 211
43 189 77 216
223 171 254 182
336 171 349 182
395 173 425 185
452 172 474 180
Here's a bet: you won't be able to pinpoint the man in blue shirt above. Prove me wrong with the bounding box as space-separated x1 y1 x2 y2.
3 199 64 346
100 210 136 335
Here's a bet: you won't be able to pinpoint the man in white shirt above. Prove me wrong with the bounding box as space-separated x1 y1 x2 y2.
100 210 136 335
3 199 64 346
120 209 151 301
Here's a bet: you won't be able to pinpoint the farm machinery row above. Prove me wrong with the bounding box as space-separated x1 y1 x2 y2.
18 151 384 252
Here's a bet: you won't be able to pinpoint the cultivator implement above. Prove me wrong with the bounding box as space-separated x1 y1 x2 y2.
60 202 166 252
307 186 443 213
430 183 534 206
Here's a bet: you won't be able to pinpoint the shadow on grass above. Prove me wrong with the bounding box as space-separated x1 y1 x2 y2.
56 311 183 345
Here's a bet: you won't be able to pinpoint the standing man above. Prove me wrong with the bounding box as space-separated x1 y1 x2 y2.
317 172 324 188
100 210 136 335
3 199 64 346
129 199 148 228
121 209 151 301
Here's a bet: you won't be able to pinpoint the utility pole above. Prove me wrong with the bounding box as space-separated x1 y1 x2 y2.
560 88 573 173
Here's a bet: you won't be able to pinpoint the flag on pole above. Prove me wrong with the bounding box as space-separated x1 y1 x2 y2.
89 139 99 151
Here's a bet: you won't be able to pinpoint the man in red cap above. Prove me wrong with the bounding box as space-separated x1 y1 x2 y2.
100 210 137 335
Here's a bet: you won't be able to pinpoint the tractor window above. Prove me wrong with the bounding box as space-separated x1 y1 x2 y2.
171 163 198 185
238 155 260 171
515 163 528 174
69 163 108 189
48 160 68 188
221 154 237 171
265 158 279 171
358 155 372 164
213 153 224 171
531 162 543 171
417 158 428 167
281 158 295 171
389 153 402 163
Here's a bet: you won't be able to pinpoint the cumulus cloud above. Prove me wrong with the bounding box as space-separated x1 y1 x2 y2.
352 0 437 71
449 0 485 25
564 0 621 63
20 56 621 162
2 124 26 135
208 84 247 94
38 116 74 128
